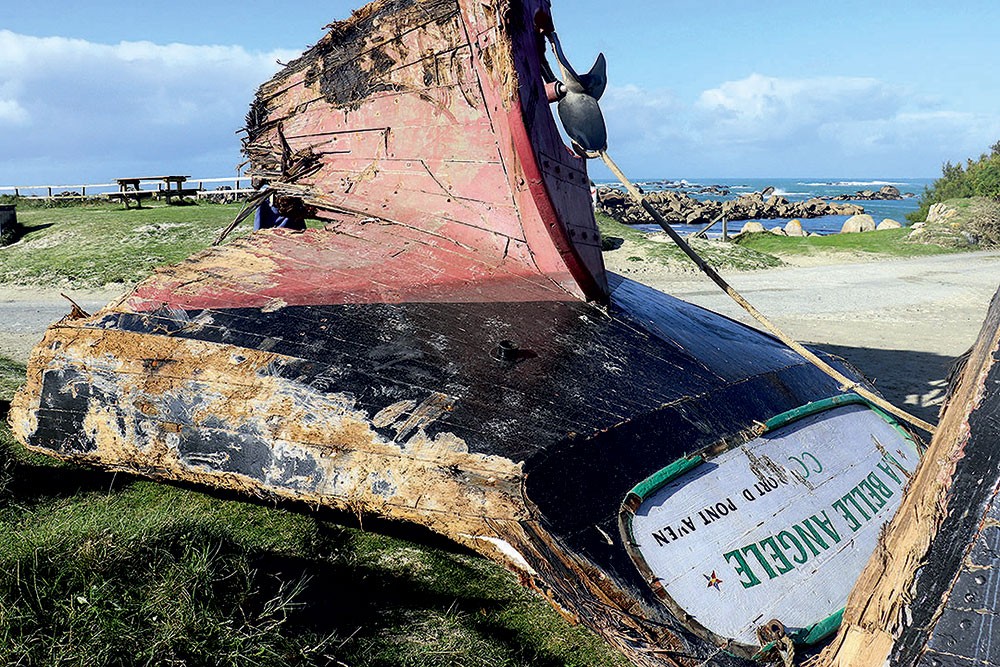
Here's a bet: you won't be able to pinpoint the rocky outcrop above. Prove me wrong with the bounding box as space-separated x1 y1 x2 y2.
877 218 903 230
841 214 876 233
926 202 960 224
597 187 865 226
784 219 805 237
831 185 915 201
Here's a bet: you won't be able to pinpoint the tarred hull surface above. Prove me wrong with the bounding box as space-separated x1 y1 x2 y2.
4 1 922 666
819 288 1000 667
10 221 865 666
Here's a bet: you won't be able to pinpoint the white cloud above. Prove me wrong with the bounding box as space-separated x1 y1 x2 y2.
695 74 904 143
600 84 688 158
0 98 29 125
595 73 1000 177
0 30 299 183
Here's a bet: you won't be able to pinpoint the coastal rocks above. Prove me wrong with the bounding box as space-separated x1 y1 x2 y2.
926 202 960 224
841 214 876 233
909 198 1000 249
831 185 916 201
877 218 902 230
596 186 865 227
740 221 765 234
784 219 805 237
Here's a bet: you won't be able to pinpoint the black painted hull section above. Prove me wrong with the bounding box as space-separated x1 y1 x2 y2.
16 273 865 665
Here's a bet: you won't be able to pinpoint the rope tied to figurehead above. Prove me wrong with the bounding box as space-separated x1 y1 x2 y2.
597 148 937 435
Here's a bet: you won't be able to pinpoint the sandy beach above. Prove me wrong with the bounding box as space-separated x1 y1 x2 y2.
4 249 998 428
607 248 1000 425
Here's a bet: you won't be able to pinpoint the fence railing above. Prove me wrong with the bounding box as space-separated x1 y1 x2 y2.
0 176 255 200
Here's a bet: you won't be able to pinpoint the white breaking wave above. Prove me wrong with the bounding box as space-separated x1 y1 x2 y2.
800 180 909 187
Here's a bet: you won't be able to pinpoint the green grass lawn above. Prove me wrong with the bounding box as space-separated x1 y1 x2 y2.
734 226 963 260
1 201 629 666
596 212 966 275
0 360 627 667
0 201 247 288
596 213 785 271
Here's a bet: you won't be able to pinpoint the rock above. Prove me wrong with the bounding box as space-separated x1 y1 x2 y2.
877 218 902 230
784 219 805 237
802 198 827 214
926 203 959 224
597 187 627 208
829 186 903 201
595 181 871 229
770 226 786 236
740 221 766 234
841 214 876 233
837 203 865 215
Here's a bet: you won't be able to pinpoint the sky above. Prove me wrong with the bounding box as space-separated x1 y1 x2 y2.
2 0 999 187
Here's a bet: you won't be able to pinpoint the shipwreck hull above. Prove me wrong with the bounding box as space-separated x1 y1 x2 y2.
9 230 916 664
819 287 1000 667
5 0 929 664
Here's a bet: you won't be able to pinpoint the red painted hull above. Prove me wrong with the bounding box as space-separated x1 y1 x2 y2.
239 0 607 306
8 2 918 666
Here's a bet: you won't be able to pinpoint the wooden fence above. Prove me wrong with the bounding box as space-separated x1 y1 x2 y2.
0 176 255 200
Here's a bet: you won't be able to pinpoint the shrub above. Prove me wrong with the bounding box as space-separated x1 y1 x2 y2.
909 142 1000 222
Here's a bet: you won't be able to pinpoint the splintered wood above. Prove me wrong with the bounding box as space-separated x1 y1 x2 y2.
817 288 1000 667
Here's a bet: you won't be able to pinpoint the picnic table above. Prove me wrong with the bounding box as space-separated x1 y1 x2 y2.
108 176 195 208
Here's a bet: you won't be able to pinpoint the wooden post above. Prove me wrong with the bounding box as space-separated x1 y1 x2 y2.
47 187 52 198
722 218 729 241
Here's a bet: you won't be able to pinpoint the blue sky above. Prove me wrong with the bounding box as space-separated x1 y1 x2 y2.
2 1 999 186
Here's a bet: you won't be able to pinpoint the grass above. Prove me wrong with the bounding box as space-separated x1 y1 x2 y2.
0 200 247 288
598 208 972 275
596 213 785 272
0 200 629 665
734 226 963 260
0 358 627 667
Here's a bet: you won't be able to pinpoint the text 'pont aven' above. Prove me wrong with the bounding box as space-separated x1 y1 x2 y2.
647 452 908 589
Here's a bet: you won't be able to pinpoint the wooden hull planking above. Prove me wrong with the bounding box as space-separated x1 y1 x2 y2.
819 287 1000 667
4 0 947 664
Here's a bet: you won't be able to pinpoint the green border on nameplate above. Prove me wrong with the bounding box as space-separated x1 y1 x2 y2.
620 393 920 655
762 393 921 453
752 609 846 659
626 454 704 502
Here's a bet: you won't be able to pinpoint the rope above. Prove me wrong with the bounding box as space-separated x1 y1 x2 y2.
599 149 937 435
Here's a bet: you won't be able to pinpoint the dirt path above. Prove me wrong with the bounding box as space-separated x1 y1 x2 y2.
3 250 998 427
0 285 124 363
621 249 1000 425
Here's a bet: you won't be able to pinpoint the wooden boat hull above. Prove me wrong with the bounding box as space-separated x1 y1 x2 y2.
819 287 1000 667
9 225 917 664
4 0 932 663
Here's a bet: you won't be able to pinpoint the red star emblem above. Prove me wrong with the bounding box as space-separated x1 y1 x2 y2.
704 570 723 590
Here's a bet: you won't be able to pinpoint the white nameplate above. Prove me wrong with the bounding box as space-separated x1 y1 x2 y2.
623 401 920 648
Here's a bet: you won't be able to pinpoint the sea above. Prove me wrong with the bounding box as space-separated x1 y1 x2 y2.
594 177 934 237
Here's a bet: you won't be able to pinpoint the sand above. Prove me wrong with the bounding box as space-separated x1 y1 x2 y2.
607 248 1000 425
3 249 998 427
